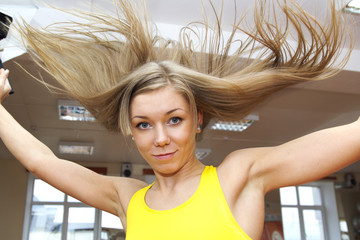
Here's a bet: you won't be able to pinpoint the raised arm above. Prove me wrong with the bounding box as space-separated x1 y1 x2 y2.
0 69 146 224
257 119 360 192
236 118 360 195
219 117 360 197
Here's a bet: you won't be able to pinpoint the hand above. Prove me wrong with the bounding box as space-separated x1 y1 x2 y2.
0 68 11 103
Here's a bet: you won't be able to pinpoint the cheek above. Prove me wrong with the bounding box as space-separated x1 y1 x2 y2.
172 126 196 144
133 132 152 150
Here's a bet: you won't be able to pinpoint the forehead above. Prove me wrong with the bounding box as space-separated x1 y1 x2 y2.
130 86 190 116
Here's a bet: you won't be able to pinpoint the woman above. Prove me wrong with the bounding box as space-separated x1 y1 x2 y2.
0 0 357 239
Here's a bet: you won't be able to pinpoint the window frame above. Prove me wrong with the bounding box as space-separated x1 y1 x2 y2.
22 173 120 240
281 184 328 240
280 181 340 240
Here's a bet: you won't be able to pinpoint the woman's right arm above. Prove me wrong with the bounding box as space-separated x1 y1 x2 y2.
0 69 147 223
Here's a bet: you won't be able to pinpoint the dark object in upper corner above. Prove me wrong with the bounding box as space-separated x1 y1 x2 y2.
0 11 14 94
0 12 12 40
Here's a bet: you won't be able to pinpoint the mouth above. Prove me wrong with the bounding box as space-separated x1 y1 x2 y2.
153 151 177 160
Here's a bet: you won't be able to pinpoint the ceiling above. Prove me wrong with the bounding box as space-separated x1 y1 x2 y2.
0 0 360 175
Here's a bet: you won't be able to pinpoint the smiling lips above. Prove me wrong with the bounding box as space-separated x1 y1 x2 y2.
153 151 177 160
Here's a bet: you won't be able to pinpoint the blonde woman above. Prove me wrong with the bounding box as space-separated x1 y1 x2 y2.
0 0 357 239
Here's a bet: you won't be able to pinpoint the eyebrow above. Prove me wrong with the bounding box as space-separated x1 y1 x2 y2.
131 108 184 120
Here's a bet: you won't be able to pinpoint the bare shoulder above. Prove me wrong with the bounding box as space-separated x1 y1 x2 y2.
217 148 274 239
217 147 272 200
217 147 270 178
217 150 252 188
106 176 148 222
113 176 148 207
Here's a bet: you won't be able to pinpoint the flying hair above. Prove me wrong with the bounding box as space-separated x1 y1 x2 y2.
16 0 353 135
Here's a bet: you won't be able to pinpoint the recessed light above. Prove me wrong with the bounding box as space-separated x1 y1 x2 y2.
210 114 259 132
59 141 94 155
344 0 360 14
58 99 95 122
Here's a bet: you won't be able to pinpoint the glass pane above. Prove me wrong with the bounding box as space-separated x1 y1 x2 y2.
67 207 95 240
29 205 63 240
281 207 301 240
280 186 298 205
341 233 350 240
339 219 349 232
33 179 65 202
101 211 125 240
303 209 325 240
67 195 81 203
299 186 322 206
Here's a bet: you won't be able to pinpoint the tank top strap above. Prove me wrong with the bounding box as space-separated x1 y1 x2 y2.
199 165 253 239
129 182 153 209
197 165 224 197
202 165 217 183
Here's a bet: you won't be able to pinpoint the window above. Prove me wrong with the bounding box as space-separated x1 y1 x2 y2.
339 219 350 240
280 185 327 240
22 174 125 240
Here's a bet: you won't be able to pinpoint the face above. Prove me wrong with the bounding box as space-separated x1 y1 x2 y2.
130 86 201 175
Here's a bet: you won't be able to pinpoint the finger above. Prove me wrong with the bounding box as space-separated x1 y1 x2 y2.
4 69 9 78
0 85 11 103
0 69 11 102
4 76 11 92
0 68 9 80
0 69 9 83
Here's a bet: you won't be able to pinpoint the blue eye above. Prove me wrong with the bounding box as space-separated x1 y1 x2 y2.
136 122 151 129
169 117 182 125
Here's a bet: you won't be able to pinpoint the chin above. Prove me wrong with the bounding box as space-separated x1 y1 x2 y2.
152 162 184 176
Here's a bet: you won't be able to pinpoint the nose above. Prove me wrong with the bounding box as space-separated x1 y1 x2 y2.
154 125 170 147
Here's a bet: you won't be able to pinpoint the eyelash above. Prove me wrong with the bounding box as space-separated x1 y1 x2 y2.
169 117 182 125
136 122 151 130
135 117 183 130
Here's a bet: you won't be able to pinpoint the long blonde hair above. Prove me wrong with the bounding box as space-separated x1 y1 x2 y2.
17 0 352 135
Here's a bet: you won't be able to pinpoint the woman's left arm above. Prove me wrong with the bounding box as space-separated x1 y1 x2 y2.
253 118 360 192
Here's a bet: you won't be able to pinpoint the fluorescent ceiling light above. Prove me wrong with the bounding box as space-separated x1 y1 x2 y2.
59 141 94 155
210 114 259 132
195 148 211 160
344 0 360 14
58 99 95 122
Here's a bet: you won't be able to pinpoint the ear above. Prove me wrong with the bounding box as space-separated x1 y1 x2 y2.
196 110 203 133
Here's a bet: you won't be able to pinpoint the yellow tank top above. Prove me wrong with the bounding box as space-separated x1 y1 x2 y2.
126 165 252 240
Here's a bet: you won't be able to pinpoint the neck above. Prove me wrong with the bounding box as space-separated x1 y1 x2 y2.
152 159 205 192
